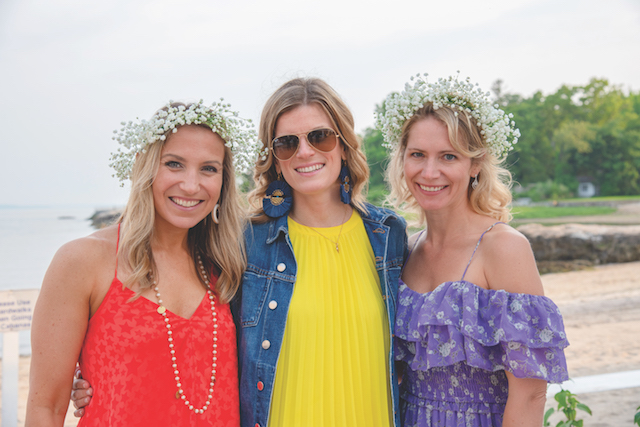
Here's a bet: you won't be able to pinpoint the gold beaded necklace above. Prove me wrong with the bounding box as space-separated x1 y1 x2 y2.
151 254 218 414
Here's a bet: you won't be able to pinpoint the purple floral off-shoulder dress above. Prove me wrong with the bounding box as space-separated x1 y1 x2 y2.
395 224 569 426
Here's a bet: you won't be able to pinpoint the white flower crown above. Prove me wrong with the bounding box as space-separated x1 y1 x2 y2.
375 73 520 158
110 99 261 182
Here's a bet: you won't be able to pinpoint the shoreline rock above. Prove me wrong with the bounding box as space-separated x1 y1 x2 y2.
89 208 123 229
518 223 640 267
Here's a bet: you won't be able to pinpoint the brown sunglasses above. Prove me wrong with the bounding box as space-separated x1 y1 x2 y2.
271 128 341 161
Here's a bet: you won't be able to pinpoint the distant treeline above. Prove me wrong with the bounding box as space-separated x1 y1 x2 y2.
363 78 640 205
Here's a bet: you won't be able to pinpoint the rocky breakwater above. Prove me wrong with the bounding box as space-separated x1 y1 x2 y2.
518 223 640 273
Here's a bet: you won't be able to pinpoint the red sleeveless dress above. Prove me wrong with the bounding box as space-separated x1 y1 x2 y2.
78 244 240 426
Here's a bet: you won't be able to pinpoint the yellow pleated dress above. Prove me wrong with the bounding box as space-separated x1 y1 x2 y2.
268 210 392 426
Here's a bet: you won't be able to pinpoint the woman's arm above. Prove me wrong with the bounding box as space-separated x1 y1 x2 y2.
483 225 548 426
502 373 547 426
25 238 99 427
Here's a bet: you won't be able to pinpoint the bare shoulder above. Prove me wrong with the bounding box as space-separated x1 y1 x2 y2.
480 223 544 295
44 225 119 294
481 223 533 257
53 225 117 268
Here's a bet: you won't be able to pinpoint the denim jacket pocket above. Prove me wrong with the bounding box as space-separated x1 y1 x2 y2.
240 267 270 327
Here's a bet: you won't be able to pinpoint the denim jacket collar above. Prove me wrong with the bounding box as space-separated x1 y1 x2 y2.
265 214 289 245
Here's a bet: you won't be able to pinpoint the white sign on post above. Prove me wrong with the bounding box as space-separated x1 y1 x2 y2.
1 289 39 427
0 289 39 332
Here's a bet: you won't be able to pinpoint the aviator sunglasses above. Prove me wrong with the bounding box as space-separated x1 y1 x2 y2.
271 128 341 161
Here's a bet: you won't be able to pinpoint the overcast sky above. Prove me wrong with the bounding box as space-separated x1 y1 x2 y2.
1 0 638 208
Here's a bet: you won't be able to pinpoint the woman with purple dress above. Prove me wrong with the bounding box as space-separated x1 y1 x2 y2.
376 74 569 426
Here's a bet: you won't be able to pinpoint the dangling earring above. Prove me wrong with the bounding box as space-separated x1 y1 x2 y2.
339 161 352 205
471 174 479 190
263 173 292 218
212 203 220 224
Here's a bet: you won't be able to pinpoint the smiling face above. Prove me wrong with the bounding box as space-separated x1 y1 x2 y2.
403 116 479 214
273 104 345 203
152 125 225 231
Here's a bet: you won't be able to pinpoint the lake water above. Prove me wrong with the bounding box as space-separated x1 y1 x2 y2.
0 205 104 355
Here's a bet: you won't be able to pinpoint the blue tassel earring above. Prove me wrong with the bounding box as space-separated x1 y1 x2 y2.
339 162 352 205
263 174 292 218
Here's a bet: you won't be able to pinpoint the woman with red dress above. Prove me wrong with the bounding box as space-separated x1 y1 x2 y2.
26 100 259 427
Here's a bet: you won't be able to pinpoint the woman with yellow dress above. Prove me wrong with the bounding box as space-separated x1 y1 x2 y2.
236 77 406 426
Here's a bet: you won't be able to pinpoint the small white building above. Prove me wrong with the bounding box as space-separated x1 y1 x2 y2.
577 176 597 198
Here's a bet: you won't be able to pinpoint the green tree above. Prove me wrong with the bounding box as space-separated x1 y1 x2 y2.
361 127 389 205
551 120 596 190
501 78 640 196
565 80 640 195
504 83 586 186
570 118 640 195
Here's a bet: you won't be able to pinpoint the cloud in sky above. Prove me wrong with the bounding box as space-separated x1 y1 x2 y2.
1 0 638 207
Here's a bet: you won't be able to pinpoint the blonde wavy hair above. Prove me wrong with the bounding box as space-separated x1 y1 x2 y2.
386 103 513 225
248 78 369 222
117 104 246 304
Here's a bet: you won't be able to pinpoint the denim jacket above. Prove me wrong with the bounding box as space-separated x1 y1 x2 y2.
232 204 407 427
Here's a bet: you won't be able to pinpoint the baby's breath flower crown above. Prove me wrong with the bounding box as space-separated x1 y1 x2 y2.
110 99 261 182
375 73 520 158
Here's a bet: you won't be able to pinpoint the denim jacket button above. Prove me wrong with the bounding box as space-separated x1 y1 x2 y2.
257 381 264 391
277 263 286 272
262 340 271 349
269 300 278 310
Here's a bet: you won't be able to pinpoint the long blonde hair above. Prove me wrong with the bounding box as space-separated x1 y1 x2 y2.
117 105 246 303
248 78 369 222
386 103 513 225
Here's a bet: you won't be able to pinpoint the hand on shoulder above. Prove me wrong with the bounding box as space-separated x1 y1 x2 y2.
480 223 544 296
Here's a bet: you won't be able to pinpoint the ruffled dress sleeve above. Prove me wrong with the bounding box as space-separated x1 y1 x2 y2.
395 281 570 383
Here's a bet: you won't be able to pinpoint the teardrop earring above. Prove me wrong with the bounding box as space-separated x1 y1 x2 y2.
263 173 292 218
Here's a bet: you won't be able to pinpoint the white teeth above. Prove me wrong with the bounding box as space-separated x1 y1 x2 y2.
419 185 445 192
171 197 200 207
296 164 323 173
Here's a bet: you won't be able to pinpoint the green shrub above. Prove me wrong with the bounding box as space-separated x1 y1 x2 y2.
517 180 573 202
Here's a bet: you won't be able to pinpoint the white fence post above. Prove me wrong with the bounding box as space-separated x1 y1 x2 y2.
2 331 19 427
0 289 39 427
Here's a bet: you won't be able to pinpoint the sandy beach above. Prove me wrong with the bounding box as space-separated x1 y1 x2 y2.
5 261 640 426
